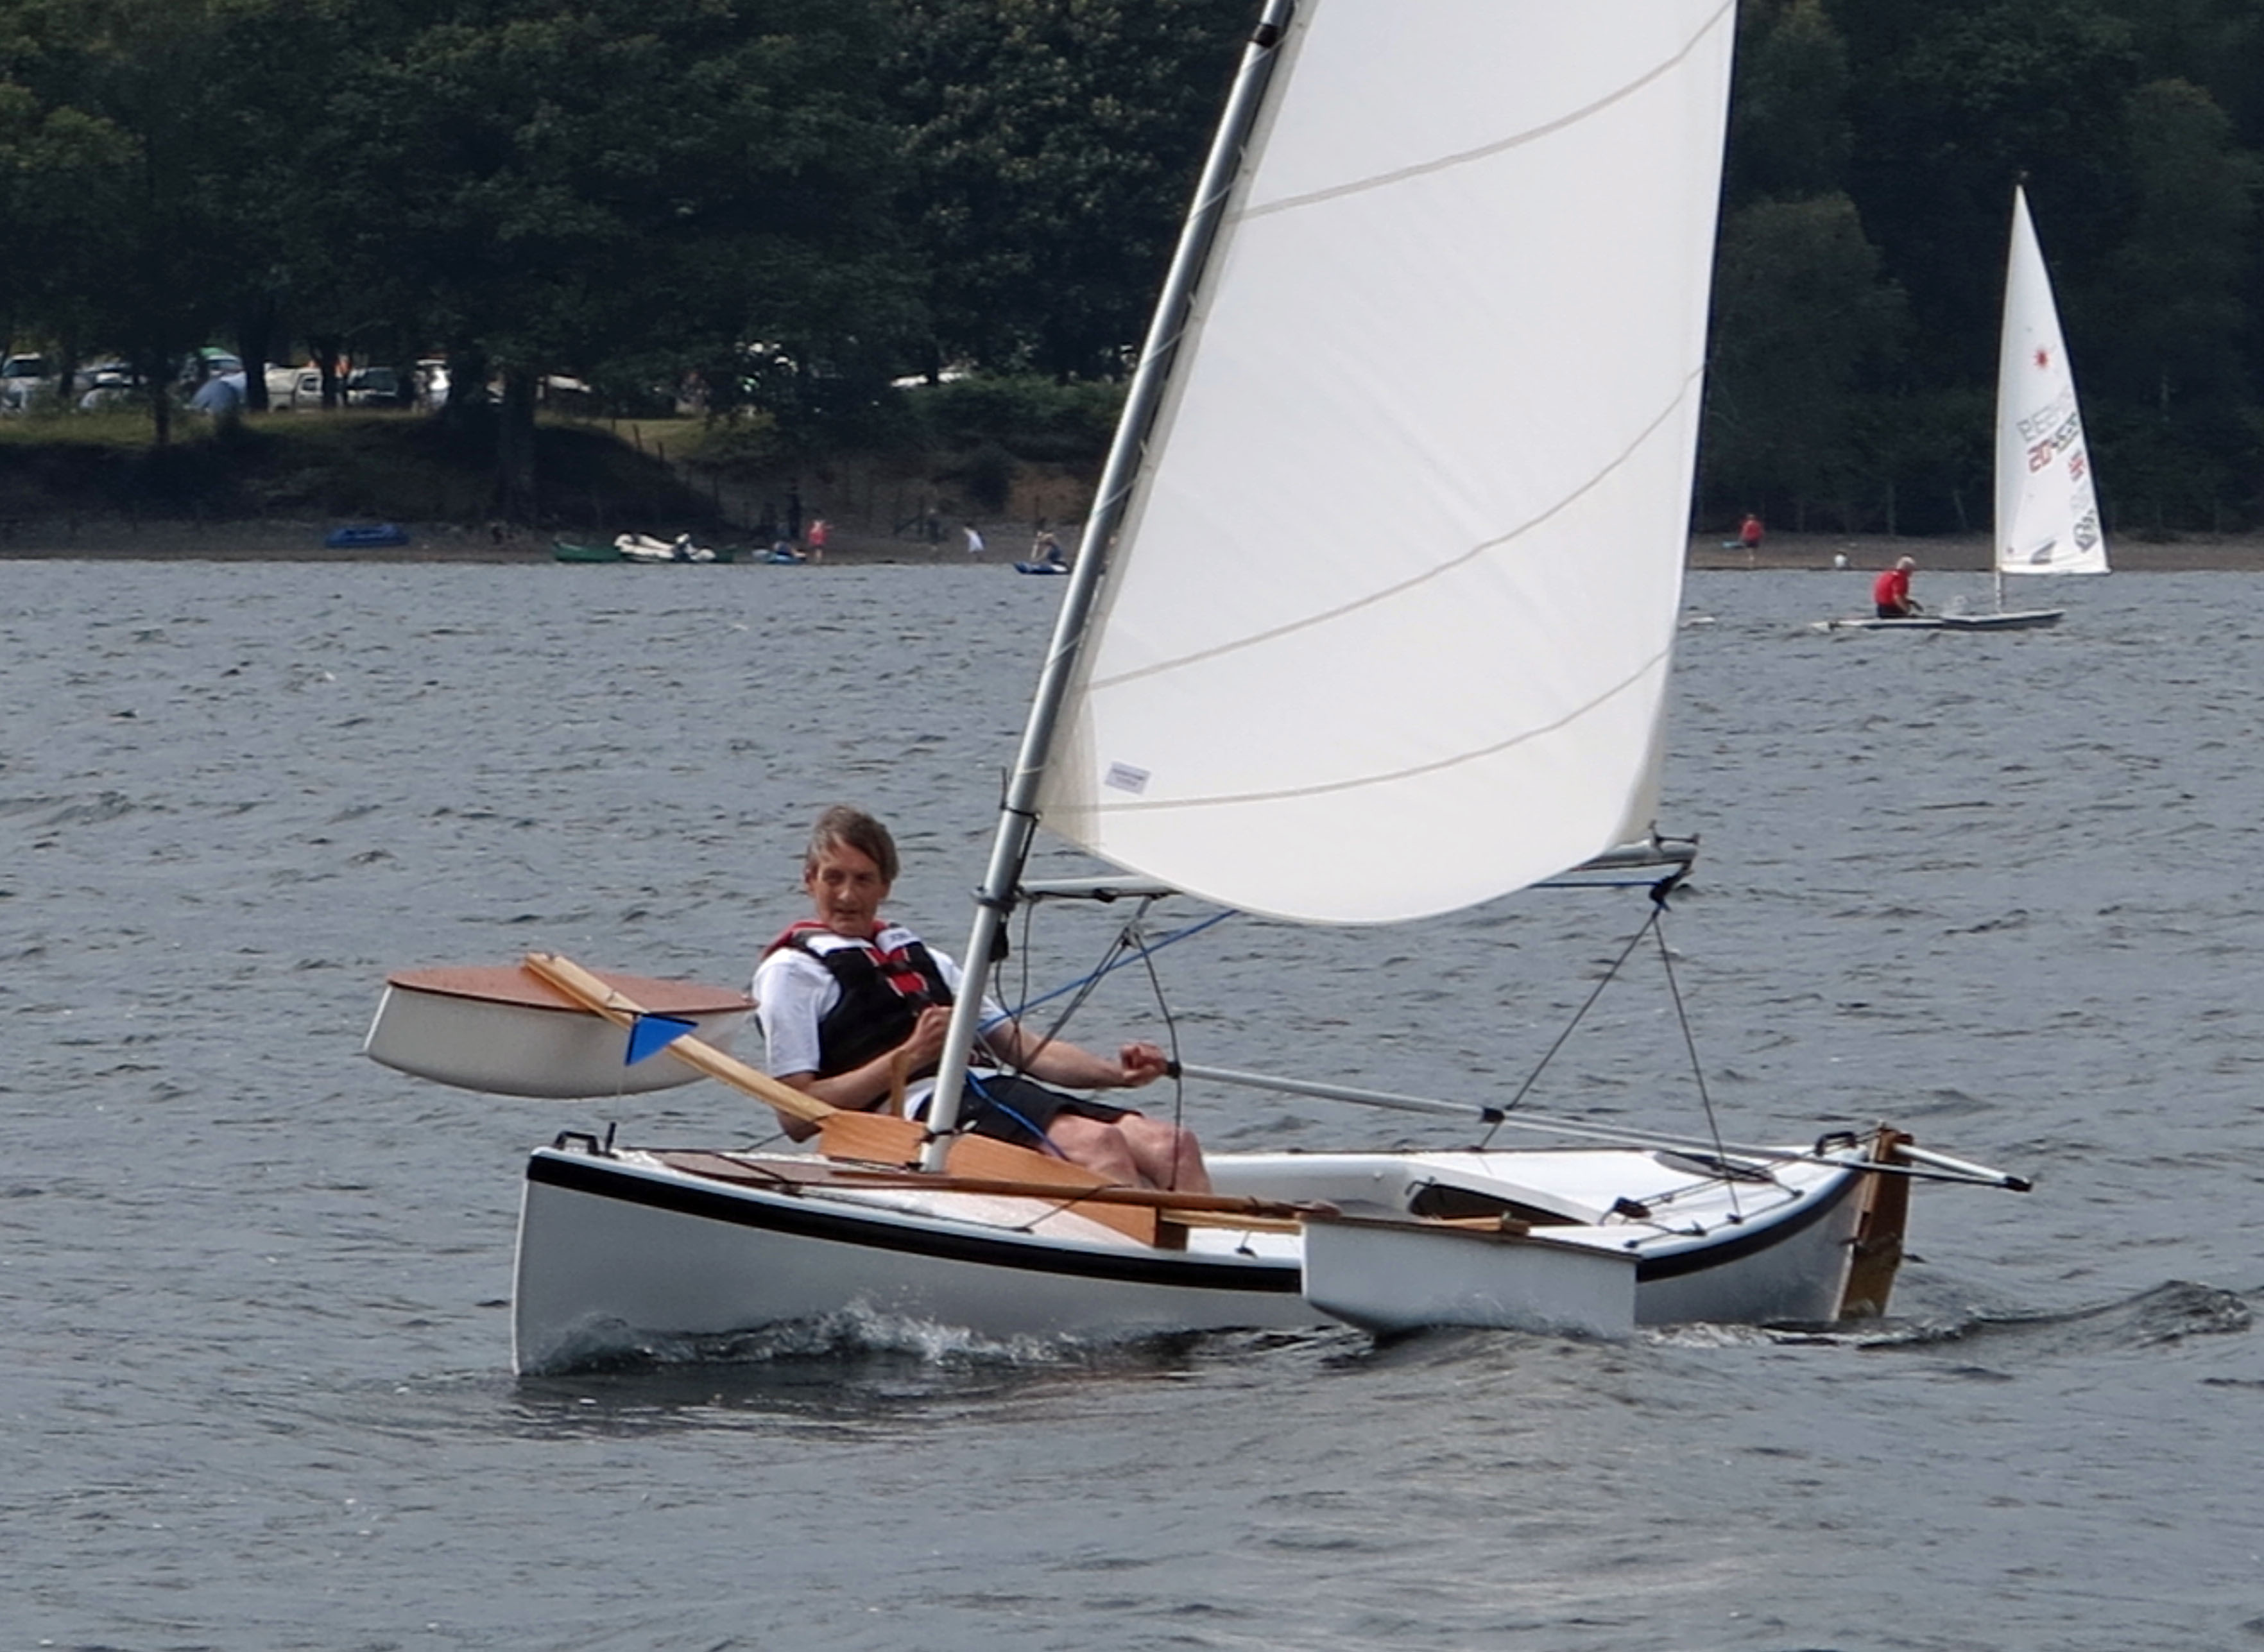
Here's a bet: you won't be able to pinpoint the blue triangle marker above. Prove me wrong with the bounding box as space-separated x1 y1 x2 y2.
625 1013 698 1065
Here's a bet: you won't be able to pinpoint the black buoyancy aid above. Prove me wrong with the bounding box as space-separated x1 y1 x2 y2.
775 924 956 1078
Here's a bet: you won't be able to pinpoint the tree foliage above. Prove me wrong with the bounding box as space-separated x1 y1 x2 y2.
1701 0 2264 531
888 0 1249 381
0 0 2256 530
1704 194 1907 529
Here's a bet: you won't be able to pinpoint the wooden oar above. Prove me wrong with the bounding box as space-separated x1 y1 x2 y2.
519 951 1162 1239
827 1169 1326 1218
521 951 929 1166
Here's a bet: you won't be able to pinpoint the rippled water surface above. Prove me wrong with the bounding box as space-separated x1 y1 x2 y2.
4 559 2261 1649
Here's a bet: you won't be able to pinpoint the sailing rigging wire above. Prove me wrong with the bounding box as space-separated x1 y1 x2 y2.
1477 887 1673 1131
998 877 1740 1169
994 908 1232 1035
999 895 1205 1158
1645 888 1743 1219
733 869 1728 1170
1468 870 1744 1209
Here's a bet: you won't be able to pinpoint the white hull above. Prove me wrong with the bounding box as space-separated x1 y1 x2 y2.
1299 1215 1638 1339
364 965 753 1098
615 532 717 563
510 1140 1885 1373
1820 609 2062 633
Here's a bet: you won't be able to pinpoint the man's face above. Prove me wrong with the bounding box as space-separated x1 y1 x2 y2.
804 841 890 938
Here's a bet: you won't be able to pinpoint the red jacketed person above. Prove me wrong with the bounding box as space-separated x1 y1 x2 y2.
1872 556 1919 618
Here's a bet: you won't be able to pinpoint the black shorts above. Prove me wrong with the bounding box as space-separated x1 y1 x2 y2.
952 1072 1129 1145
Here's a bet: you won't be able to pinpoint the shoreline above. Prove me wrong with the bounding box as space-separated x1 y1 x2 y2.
1 516 2260 571
1685 531 2264 574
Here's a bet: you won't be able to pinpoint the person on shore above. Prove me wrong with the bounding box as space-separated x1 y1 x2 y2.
963 522 985 557
1738 513 1763 556
1031 525 1065 567
751 806 1209 1192
1873 555 1921 618
806 518 828 562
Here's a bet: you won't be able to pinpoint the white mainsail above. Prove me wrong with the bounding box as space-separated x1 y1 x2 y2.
1994 185 2109 579
1033 0 1737 924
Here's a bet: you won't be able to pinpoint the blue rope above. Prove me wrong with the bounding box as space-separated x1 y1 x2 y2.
984 909 1234 1032
987 873 1638 1035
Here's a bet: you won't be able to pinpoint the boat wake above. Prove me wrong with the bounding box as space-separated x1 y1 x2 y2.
511 1287 2251 1389
1730 1278 2254 1356
525 1306 1351 1379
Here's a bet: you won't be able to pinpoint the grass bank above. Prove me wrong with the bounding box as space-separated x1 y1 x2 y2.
0 409 708 533
0 407 1104 553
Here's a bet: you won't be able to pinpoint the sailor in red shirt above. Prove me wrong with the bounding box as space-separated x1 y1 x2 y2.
1873 556 1921 618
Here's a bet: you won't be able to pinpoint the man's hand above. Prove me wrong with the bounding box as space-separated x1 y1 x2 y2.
1115 1040 1169 1088
900 1003 953 1070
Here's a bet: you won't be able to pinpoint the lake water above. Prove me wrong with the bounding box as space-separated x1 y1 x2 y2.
4 558 2260 1650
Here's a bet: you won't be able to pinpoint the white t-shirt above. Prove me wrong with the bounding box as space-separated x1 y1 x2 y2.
751 924 1007 1114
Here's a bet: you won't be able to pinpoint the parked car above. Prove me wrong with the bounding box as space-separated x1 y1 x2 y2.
76 365 137 411
291 370 327 410
344 366 411 408
0 352 57 411
72 359 131 393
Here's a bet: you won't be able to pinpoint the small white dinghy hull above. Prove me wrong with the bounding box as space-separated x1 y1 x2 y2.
364 965 753 1098
1299 1215 1637 1338
509 1140 1893 1372
513 1148 1316 1371
1819 609 2063 632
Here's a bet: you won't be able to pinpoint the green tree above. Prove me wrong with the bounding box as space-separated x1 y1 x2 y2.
889 0 1248 381
1726 0 1853 209
0 0 353 426
2086 78 2262 528
1833 0 2140 386
2097 0 2264 149
0 0 245 440
1702 194 1907 529
0 80 135 391
309 0 913 513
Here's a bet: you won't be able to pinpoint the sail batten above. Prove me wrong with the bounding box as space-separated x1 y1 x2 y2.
1240 0 1732 222
1033 0 1735 925
1085 368 1708 695
1059 644 1671 818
